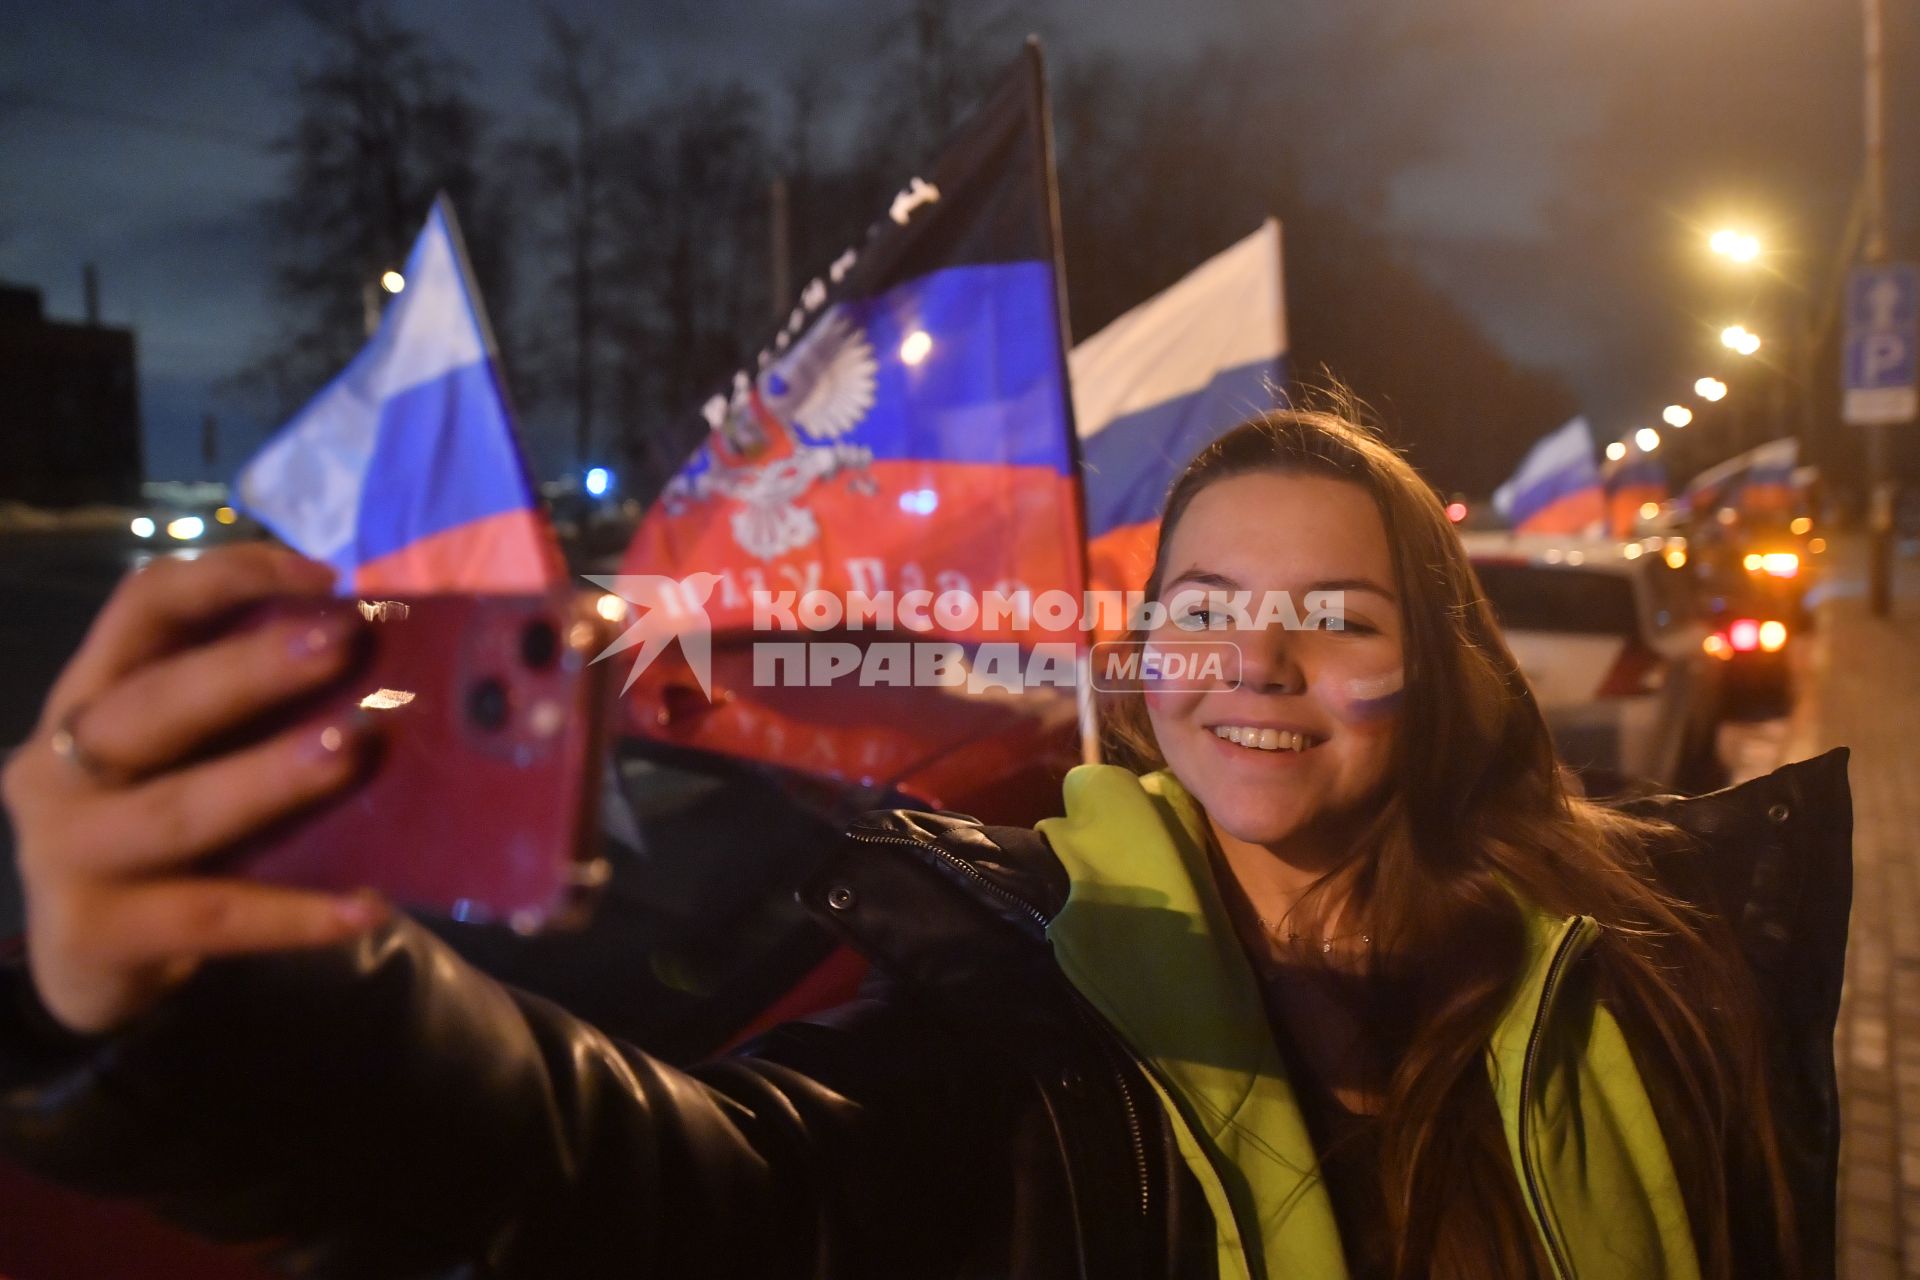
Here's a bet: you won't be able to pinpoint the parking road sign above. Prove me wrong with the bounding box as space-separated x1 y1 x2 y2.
1845 263 1920 425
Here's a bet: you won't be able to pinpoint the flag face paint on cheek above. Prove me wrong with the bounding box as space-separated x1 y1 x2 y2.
1336 669 1405 724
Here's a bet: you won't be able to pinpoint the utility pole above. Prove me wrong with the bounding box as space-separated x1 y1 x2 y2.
769 175 792 322
1864 0 1897 616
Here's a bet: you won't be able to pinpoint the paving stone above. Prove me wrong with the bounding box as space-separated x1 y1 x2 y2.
1793 540 1920 1279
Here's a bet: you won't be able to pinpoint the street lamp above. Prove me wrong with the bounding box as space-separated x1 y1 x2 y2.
1634 427 1661 452
1605 441 1627 462
1709 229 1762 264
1719 324 1762 356
380 270 406 294
1695 377 1728 401
1662 404 1694 428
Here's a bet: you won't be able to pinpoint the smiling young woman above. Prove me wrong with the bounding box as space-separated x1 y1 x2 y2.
1102 409 1804 1278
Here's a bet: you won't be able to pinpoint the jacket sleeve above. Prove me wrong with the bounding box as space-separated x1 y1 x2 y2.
0 917 1004 1279
1626 747 1853 1280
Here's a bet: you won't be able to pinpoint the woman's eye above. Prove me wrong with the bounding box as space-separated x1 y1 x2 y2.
1175 608 1217 630
1320 615 1376 634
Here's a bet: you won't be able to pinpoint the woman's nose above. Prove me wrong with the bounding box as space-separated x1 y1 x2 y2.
1233 627 1305 694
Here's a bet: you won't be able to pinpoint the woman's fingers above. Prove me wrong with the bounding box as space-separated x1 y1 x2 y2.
59 610 365 783
51 711 378 879
41 544 336 731
25 880 387 1035
85 880 388 966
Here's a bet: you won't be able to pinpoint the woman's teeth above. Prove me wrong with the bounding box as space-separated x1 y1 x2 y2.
1213 725 1314 752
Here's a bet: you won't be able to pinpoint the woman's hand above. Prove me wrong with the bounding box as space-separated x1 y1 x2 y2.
3 544 388 1036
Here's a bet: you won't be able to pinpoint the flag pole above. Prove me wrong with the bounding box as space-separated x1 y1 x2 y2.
432 192 565 582
1024 36 1101 766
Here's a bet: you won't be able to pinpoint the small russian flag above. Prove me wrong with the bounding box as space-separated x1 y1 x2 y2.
1493 416 1605 535
236 197 563 594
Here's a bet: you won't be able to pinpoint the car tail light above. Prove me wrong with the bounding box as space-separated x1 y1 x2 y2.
1597 639 1664 697
1702 633 1734 661
1728 618 1760 651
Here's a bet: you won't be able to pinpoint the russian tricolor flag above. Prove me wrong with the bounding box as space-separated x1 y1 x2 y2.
1493 416 1605 534
1603 451 1669 536
236 198 563 593
1682 437 1800 519
1071 219 1288 596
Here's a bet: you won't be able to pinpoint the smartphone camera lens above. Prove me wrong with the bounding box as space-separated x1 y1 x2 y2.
468 677 510 731
520 618 559 670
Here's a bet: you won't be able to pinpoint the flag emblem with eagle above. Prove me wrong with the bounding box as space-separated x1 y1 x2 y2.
662 304 880 561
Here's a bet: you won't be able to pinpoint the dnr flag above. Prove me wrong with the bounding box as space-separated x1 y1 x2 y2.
235 198 562 593
1071 219 1288 597
621 44 1081 637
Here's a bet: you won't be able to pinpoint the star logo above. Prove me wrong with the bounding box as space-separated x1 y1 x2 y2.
582 572 723 698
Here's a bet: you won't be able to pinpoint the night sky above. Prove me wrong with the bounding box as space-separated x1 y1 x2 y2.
0 0 1885 486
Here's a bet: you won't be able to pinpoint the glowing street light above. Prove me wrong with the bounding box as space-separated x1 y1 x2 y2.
1662 404 1693 428
1720 325 1762 355
1605 441 1628 462
380 270 406 294
1634 427 1661 453
1694 376 1728 402
1708 229 1761 263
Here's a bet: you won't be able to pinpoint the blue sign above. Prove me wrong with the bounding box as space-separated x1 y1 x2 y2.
1847 263 1919 330
1845 263 1919 426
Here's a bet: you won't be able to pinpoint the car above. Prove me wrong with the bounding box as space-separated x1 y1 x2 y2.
1461 533 1726 795
1682 518 1812 716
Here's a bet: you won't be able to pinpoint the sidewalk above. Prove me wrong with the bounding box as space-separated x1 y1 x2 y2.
1791 536 1920 1279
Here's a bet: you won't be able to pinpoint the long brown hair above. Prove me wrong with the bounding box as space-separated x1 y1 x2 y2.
1103 406 1795 1280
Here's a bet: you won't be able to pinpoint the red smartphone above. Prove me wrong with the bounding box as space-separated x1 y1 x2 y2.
211 593 615 932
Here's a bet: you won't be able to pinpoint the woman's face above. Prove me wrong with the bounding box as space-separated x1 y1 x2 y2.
1143 471 1405 858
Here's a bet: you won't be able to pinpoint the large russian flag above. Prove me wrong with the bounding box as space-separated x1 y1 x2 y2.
1070 219 1287 597
235 198 563 593
1493 416 1605 534
621 46 1081 640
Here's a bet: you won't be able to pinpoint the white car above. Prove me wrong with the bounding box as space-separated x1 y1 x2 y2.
1460 533 1724 793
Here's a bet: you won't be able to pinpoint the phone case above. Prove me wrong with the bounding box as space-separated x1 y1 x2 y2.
214 592 614 932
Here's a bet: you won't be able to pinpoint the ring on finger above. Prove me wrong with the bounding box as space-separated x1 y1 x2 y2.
49 705 122 786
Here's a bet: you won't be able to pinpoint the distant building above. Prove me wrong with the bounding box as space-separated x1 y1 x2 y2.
0 278 141 506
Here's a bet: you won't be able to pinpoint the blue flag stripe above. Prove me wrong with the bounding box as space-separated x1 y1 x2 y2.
353 359 535 563
1081 355 1285 535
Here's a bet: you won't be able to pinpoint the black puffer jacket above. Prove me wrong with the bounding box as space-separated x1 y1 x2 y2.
0 751 1851 1279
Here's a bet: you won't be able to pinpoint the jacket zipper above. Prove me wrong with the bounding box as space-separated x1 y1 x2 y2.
1517 923 1583 1280
1067 987 1154 1216
845 828 1154 1217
